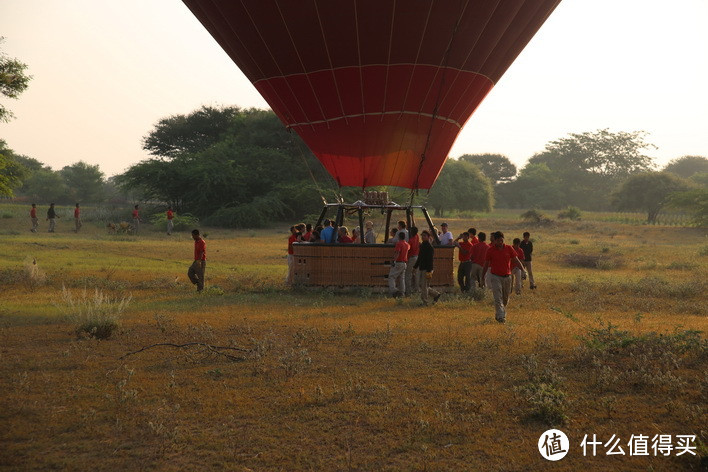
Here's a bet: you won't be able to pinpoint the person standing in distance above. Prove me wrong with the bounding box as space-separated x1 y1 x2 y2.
74 203 82 233
132 205 141 235
46 203 58 232
188 229 207 292
520 231 536 289
166 207 175 235
481 231 526 323
29 203 38 232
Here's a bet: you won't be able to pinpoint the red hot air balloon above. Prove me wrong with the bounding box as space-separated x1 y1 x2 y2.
183 0 561 190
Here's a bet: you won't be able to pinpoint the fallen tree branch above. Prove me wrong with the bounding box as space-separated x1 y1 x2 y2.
119 342 250 361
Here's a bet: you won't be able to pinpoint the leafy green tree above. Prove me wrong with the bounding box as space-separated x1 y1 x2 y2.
663 155 708 179
425 159 492 217
0 139 27 196
612 172 689 224
496 163 564 209
20 168 68 202
458 153 517 184
667 189 708 227
142 105 241 158
0 37 32 122
528 129 656 209
60 161 106 203
119 107 336 226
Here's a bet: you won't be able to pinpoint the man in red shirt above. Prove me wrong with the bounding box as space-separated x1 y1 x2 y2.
482 231 526 323
74 203 82 233
286 224 304 285
132 205 140 235
404 226 420 296
388 231 410 297
188 229 207 292
29 203 38 233
454 231 474 292
469 232 488 289
467 227 479 245
166 207 175 235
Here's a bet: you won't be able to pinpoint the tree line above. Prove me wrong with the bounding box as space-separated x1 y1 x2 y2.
2 105 706 227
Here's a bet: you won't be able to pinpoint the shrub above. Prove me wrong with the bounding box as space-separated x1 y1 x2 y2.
59 286 131 339
1 212 12 219
22 257 47 291
562 252 623 269
557 206 582 220
515 382 567 426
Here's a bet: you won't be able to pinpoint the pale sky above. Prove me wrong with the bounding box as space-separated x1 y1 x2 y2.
1 0 707 178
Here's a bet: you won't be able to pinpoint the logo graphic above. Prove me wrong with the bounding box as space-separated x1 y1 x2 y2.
538 429 569 461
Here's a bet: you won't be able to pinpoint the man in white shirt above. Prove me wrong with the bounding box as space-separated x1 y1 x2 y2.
438 222 454 245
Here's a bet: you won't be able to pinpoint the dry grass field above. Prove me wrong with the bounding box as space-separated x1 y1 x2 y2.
0 203 706 471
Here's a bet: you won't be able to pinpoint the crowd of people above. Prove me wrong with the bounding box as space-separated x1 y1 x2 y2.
285 219 538 320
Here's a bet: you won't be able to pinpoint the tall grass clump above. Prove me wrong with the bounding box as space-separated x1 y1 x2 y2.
59 286 131 339
557 206 582 221
22 257 47 291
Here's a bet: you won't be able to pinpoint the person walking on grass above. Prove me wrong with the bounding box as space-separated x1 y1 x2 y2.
404 226 420 296
188 229 207 292
166 207 175 235
469 232 488 288
388 231 409 297
511 237 526 296
46 203 58 232
29 203 38 232
286 224 305 284
520 231 536 289
481 231 526 323
132 205 140 235
454 231 474 292
74 203 82 233
413 230 441 305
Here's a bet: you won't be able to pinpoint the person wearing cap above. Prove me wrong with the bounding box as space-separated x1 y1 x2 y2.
438 223 454 245
364 221 377 244
320 219 336 243
481 231 526 323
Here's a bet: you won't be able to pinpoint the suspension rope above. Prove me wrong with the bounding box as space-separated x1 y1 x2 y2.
290 130 327 205
410 1 467 202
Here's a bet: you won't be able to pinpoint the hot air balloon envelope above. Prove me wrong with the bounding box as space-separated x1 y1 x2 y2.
183 0 561 189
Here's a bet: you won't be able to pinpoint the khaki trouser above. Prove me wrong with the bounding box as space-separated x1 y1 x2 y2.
188 260 206 291
388 261 406 295
489 274 511 321
167 219 174 235
418 269 440 304
512 267 523 295
404 255 419 296
523 260 535 287
31 217 38 232
48 218 56 232
133 218 140 235
75 217 82 232
470 263 484 288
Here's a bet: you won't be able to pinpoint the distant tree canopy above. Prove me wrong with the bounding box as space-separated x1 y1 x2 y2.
117 107 339 227
458 153 517 184
498 129 656 210
612 172 689 224
425 159 493 217
663 155 708 179
0 140 27 196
